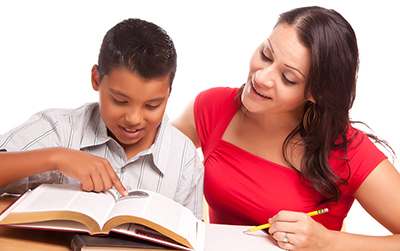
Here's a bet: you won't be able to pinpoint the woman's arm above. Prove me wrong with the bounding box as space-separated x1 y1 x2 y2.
268 159 400 250
171 98 201 148
354 159 400 234
0 148 127 196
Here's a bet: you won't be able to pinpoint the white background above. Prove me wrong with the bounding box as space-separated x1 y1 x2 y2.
1 1 398 236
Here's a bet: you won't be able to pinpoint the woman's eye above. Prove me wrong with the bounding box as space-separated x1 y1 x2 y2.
260 49 272 62
282 74 296 85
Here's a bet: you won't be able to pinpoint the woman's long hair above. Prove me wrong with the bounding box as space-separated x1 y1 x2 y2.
236 6 394 203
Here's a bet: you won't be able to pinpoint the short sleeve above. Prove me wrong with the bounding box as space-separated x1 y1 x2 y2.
194 87 239 150
0 109 65 152
332 128 387 196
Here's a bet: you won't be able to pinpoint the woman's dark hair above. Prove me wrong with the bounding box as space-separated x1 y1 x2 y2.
96 18 177 90
236 6 394 203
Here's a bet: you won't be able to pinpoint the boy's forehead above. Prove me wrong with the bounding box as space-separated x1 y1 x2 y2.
106 67 171 84
103 68 171 97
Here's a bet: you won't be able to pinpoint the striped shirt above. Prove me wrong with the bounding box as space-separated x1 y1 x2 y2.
0 103 204 218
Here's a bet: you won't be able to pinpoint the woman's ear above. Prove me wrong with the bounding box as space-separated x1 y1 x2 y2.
306 91 316 103
91 65 100 91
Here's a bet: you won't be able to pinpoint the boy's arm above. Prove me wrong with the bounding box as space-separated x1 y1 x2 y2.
0 148 128 196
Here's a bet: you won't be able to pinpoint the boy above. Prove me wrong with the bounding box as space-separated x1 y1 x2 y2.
0 18 203 218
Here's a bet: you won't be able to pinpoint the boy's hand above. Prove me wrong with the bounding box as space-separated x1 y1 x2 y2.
51 148 128 196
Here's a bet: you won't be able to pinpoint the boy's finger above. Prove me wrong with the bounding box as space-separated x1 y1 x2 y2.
108 169 128 196
98 167 114 191
114 179 128 196
79 178 94 192
91 173 106 192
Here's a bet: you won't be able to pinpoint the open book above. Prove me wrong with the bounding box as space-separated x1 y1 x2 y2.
0 184 204 251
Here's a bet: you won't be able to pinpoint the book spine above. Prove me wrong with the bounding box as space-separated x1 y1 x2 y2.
70 234 85 251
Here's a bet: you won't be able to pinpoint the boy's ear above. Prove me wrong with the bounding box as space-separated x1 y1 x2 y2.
91 65 100 91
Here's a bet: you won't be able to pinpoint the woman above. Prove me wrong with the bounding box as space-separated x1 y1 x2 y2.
173 6 400 250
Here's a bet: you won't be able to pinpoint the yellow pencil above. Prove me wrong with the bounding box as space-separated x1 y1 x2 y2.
243 208 329 233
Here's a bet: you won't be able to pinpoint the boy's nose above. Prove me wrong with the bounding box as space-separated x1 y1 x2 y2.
125 109 142 125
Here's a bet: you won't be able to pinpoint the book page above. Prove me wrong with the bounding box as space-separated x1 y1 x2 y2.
204 224 282 251
113 223 195 251
3 184 116 226
106 190 199 248
11 220 92 232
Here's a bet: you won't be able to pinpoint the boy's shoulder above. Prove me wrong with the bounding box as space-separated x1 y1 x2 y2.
159 114 197 150
40 102 101 135
0 103 102 152
46 103 100 127
52 102 99 117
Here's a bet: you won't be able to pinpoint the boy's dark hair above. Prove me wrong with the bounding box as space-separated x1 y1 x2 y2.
97 18 177 90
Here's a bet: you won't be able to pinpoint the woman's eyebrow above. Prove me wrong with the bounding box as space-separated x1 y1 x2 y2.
268 39 306 78
284 64 306 78
267 39 274 54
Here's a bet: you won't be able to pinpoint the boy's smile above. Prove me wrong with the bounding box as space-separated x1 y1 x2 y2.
91 66 170 159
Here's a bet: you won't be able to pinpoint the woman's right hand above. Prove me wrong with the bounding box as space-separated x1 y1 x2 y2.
268 210 333 250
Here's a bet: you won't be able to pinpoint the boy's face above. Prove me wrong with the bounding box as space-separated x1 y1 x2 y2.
91 66 170 158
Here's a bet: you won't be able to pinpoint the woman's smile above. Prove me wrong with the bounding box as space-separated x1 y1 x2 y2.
250 81 272 100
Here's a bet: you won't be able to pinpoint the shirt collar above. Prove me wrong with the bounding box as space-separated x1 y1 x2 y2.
148 113 171 175
81 103 111 148
132 114 171 175
81 103 171 175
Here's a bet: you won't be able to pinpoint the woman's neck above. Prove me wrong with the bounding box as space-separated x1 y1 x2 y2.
238 105 303 135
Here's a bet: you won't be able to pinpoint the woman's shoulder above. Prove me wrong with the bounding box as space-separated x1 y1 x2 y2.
195 87 239 108
193 87 240 144
345 126 380 150
332 126 384 156
197 86 238 100
332 125 387 172
335 125 388 195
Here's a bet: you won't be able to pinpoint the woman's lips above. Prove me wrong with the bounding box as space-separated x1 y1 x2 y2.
251 81 272 100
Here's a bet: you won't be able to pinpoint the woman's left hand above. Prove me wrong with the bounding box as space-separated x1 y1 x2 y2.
268 210 333 250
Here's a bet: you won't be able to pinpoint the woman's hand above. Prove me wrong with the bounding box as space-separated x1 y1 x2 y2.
268 210 333 250
50 147 128 196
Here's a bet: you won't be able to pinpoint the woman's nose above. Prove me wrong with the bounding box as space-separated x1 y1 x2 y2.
255 67 275 88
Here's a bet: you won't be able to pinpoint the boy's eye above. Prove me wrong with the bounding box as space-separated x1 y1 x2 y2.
146 104 160 109
112 97 127 104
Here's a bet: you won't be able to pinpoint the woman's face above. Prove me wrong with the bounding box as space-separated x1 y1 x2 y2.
242 23 313 117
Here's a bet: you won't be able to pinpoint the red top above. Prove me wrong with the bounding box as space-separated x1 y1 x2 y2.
194 87 387 230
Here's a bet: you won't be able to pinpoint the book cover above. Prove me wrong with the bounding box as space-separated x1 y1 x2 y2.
67 232 180 251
